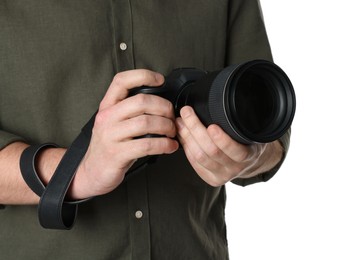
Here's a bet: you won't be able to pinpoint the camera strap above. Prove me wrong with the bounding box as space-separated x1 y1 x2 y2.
20 111 155 229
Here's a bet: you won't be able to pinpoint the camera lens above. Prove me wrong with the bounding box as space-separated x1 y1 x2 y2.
185 60 296 144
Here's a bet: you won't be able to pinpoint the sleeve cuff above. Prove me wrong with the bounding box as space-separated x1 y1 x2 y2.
231 128 291 187
0 130 26 150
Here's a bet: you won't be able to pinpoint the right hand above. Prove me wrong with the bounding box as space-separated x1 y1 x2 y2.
71 69 179 199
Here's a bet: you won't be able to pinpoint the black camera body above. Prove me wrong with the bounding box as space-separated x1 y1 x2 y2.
130 60 296 144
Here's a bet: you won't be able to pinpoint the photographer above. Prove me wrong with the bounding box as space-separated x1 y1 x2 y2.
0 0 289 259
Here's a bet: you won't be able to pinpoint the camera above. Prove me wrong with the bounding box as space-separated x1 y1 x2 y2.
130 60 296 144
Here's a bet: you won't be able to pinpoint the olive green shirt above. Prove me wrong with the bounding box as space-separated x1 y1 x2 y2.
0 1 290 259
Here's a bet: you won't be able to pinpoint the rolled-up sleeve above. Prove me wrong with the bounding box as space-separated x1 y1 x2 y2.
0 130 25 150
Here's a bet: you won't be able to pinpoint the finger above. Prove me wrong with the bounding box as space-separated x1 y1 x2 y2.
207 124 251 162
100 69 164 110
179 135 224 187
107 94 175 122
114 115 176 140
121 137 179 161
179 106 212 147
177 117 226 170
179 106 232 166
177 119 244 186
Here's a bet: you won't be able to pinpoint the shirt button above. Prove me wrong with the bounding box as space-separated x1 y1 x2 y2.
135 210 143 219
119 42 127 51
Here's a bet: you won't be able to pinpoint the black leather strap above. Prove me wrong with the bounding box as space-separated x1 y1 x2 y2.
38 112 96 229
20 143 59 197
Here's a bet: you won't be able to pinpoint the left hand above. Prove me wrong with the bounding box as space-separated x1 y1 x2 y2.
176 106 270 187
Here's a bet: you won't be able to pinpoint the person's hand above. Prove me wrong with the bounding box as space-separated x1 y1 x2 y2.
71 69 179 199
176 106 282 186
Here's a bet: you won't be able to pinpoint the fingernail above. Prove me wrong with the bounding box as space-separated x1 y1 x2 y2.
171 142 179 153
180 106 192 118
209 125 221 138
155 73 164 83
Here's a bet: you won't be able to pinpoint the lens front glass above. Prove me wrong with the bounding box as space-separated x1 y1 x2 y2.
233 69 278 136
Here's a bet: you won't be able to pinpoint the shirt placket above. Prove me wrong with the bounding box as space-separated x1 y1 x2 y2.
111 0 135 72
111 1 151 259
126 169 151 259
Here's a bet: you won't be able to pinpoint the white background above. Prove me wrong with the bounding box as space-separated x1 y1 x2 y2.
226 1 343 259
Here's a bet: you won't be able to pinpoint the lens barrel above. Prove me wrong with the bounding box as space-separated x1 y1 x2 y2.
181 60 296 144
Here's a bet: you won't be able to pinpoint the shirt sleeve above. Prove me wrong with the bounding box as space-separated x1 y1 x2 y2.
225 0 291 186
0 130 26 150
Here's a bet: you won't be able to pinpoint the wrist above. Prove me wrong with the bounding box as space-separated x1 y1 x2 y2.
35 146 66 185
238 140 283 179
36 147 93 200
67 159 94 200
69 157 125 200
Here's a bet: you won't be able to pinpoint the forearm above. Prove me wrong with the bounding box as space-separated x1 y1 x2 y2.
0 142 65 205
